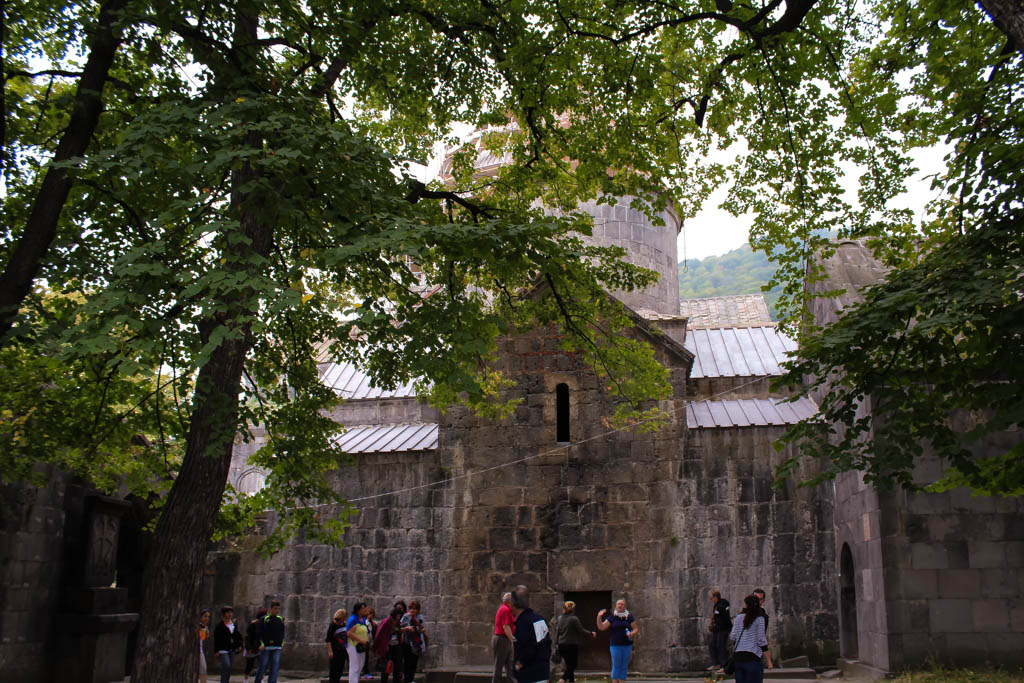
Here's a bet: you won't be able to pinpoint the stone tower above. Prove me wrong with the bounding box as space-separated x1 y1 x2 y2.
441 130 682 316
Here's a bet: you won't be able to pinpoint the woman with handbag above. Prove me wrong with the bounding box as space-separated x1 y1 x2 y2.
727 595 773 683
554 601 595 683
347 603 371 683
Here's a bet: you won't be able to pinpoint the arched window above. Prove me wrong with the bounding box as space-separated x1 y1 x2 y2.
556 383 570 443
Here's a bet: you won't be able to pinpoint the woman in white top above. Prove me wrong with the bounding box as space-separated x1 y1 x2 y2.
728 595 773 683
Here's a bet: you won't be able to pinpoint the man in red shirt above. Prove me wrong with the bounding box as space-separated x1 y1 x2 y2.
492 592 516 683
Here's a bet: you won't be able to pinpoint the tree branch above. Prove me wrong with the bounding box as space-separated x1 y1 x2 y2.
0 0 130 346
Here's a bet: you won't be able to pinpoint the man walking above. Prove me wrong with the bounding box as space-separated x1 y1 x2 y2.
255 601 285 683
706 589 731 673
492 592 516 683
510 586 550 683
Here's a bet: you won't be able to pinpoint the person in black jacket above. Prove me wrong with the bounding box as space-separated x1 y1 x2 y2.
752 588 770 631
706 589 732 673
214 606 244 683
254 601 285 683
510 585 551 683
326 608 349 683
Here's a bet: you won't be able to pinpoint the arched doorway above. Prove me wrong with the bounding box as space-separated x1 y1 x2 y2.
839 543 859 659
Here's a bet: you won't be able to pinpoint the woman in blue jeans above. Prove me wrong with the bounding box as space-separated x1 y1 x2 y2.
596 599 638 683
729 595 773 683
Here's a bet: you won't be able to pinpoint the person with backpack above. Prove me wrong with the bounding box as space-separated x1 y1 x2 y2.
243 608 266 683
254 601 285 683
510 586 550 683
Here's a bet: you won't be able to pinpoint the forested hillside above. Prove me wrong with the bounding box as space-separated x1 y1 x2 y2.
677 243 781 317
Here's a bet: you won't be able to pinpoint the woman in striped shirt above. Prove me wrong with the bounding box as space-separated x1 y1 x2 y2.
728 595 773 682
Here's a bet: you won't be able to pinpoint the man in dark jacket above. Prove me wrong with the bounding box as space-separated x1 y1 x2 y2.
255 601 286 683
510 585 550 683
706 589 731 672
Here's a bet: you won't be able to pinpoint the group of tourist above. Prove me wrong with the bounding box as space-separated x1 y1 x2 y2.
198 602 283 683
201 586 771 683
490 585 772 683
491 588 638 683
327 599 428 683
197 599 426 683
706 587 773 682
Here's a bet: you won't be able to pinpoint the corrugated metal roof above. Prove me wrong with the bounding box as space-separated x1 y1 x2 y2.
333 423 438 453
684 326 797 378
320 360 418 399
680 294 774 328
686 397 819 429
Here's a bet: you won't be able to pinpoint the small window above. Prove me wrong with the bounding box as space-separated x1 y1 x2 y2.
556 383 570 442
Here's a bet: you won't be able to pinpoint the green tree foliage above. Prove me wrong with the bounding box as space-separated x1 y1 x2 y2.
3 0 1023 677
2 2 675 680
544 0 1023 495
772 2 1024 496
678 243 781 316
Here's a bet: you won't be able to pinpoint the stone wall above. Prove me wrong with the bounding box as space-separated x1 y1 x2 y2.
440 323 692 671
0 469 67 682
207 320 841 672
813 238 1024 671
204 446 452 671
682 428 838 666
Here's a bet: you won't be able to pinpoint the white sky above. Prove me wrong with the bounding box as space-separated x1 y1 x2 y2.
419 133 947 264
677 144 948 261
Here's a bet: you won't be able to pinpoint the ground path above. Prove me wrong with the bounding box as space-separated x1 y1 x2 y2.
199 665 876 683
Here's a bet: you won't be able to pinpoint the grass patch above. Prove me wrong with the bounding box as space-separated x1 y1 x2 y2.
889 665 1024 682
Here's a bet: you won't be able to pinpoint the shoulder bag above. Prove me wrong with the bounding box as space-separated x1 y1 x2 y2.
723 625 746 675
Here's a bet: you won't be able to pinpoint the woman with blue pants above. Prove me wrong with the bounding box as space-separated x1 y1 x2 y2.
729 594 774 683
596 599 638 683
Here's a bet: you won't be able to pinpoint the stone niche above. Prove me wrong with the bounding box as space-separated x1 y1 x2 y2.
57 492 140 683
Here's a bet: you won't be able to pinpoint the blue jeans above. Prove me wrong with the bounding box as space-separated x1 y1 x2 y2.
609 645 632 679
218 651 234 683
734 658 763 683
254 647 282 683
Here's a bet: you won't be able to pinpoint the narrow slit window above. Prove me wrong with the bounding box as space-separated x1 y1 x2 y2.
556 383 570 443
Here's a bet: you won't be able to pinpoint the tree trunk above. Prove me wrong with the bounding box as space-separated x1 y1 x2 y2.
131 8 271 681
0 0 128 344
978 0 1024 53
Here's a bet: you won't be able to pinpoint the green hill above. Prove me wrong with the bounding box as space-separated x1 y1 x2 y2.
677 243 781 318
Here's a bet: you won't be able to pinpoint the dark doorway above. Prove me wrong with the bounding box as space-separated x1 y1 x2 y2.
563 591 612 670
839 543 859 659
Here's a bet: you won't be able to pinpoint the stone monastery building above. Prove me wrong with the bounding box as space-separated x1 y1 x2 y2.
3 142 1022 681
212 186 1024 675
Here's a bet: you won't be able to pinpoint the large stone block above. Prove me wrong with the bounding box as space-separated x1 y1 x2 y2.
968 540 1005 568
929 599 974 633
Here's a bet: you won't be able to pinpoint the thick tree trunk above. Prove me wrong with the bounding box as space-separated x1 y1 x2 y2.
130 337 249 683
978 0 1024 53
0 0 128 344
131 9 270 681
